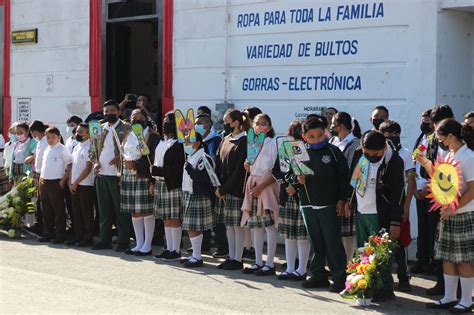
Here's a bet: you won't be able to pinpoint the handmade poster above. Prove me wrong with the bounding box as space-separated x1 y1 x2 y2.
175 108 196 143
427 156 463 211
282 140 314 176
276 136 294 173
199 156 221 187
412 144 428 160
247 127 265 165
88 120 102 140
131 124 150 156
355 156 369 197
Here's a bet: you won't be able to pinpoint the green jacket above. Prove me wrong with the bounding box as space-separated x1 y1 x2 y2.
290 143 350 207
89 120 132 165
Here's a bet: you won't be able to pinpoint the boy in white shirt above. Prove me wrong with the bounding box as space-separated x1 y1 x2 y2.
67 123 95 247
38 127 73 244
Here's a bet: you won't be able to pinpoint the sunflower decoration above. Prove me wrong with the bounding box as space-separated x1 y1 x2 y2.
427 155 463 212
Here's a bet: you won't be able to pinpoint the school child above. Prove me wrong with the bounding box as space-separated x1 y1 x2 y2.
241 113 280 276
9 122 37 182
292 117 349 292
90 100 132 251
179 133 216 267
65 116 83 153
66 123 96 247
121 109 159 255
422 119 474 313
329 112 361 263
0 128 11 195
274 120 310 281
215 109 248 270
3 123 17 180
350 130 405 301
411 109 436 275
151 111 185 261
380 120 417 292
29 120 48 236
38 127 73 244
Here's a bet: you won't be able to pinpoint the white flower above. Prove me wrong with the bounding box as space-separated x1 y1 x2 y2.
7 229 16 238
351 274 364 285
369 254 376 263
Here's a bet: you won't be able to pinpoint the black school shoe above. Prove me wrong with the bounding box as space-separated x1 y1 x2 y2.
329 282 345 293
163 251 181 261
397 276 411 292
449 304 473 314
255 265 275 276
289 271 307 281
242 264 262 274
51 238 65 244
426 300 459 309
277 272 292 280
223 260 243 271
65 239 78 246
212 249 229 259
242 247 255 260
302 277 330 289
153 250 170 260
38 236 52 243
76 240 93 247
135 250 152 257
115 244 129 252
217 259 233 269
183 258 203 268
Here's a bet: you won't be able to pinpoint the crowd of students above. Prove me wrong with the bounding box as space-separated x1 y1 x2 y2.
0 101 473 312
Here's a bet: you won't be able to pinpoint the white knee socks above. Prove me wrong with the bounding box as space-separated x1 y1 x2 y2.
171 227 182 252
164 227 172 251
234 226 244 262
226 227 236 260
285 239 297 273
253 228 264 266
131 217 144 251
458 277 473 308
296 239 311 276
190 234 203 260
140 215 155 253
441 274 459 304
265 226 277 268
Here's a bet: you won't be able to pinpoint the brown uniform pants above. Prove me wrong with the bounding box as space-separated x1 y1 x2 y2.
39 179 66 240
71 185 95 241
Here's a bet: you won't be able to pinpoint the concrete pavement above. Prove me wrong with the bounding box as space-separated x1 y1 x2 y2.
1 235 443 314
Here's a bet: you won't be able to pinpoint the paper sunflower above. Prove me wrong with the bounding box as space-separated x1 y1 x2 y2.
427 156 463 212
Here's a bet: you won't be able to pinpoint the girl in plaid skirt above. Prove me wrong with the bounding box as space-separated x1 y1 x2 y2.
121 109 159 256
274 120 310 281
215 109 249 270
241 114 280 276
180 133 216 268
422 119 474 313
151 112 185 261
329 112 361 263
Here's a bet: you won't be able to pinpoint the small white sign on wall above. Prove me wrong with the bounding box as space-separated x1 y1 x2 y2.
17 98 31 122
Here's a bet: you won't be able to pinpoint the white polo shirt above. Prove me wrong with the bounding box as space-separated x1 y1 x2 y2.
13 138 32 164
99 120 120 176
40 143 73 180
34 136 48 174
451 145 474 214
71 140 94 186
356 159 383 215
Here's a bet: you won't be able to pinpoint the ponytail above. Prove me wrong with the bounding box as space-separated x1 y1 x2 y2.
436 118 474 150
225 109 250 132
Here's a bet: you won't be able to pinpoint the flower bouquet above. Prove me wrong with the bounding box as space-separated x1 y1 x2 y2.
0 176 36 237
340 229 397 306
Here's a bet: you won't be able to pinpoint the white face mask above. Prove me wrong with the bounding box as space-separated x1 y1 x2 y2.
184 144 195 155
66 126 74 137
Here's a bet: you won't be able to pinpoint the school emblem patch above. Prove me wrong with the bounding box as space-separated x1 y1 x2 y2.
321 155 331 164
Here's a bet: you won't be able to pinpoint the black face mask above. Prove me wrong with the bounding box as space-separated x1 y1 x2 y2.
438 140 449 151
386 136 401 150
75 135 84 143
104 114 118 124
223 123 233 135
420 122 432 134
162 121 175 135
131 120 146 128
329 128 338 137
364 154 384 164
372 118 384 130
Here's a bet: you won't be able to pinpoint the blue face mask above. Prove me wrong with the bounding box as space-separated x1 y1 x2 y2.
307 138 329 150
195 124 206 136
184 144 195 155
8 133 17 143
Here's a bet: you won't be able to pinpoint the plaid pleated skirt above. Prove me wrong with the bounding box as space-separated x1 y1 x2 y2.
246 197 274 229
120 172 154 214
0 167 10 195
153 179 183 220
434 211 474 264
11 163 24 179
216 194 244 227
278 196 308 240
182 192 214 231
341 207 356 237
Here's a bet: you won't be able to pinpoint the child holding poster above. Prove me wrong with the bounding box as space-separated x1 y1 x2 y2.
241 114 280 276
292 117 349 293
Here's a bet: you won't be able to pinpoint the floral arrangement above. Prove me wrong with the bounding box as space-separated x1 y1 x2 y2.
0 177 36 238
341 229 397 302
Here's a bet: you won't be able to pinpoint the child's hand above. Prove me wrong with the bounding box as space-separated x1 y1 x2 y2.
93 163 101 175
297 174 305 185
124 160 135 170
285 185 296 196
440 207 454 221
59 179 66 189
336 200 345 216
243 161 251 172
109 156 120 166
24 155 35 164
344 202 352 217
390 225 400 241
149 184 155 196
215 189 224 199
70 183 78 194
250 184 263 198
